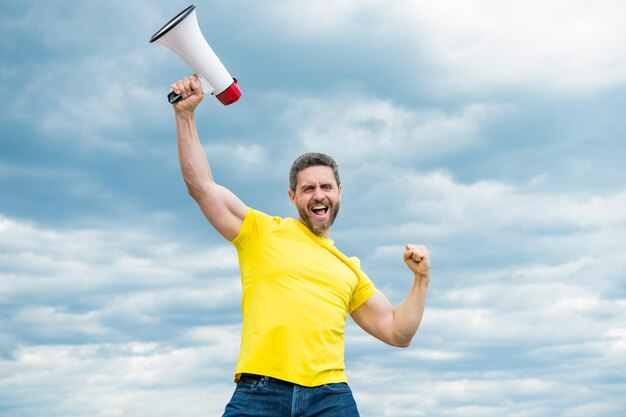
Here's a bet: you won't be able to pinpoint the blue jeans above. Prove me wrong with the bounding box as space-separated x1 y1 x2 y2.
221 374 361 417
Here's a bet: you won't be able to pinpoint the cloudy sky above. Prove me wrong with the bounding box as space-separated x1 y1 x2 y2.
2 1 626 416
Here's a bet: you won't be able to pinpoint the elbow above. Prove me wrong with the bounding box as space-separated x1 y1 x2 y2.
398 340 412 348
390 328 416 348
393 339 412 349
388 335 413 348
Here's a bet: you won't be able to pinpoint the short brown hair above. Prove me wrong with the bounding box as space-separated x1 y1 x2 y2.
289 152 340 191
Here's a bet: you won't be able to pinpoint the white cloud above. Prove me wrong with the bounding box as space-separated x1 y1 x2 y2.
0 214 240 349
0 342 237 417
410 0 626 93
258 0 370 39
0 214 243 416
349 364 571 417
203 143 270 178
425 282 624 347
23 58 167 154
399 348 466 361
358 169 626 242
281 94 513 164
3 1 172 154
605 327 626 354
263 0 626 94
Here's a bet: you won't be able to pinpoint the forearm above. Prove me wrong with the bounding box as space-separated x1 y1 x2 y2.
392 275 429 347
175 111 214 200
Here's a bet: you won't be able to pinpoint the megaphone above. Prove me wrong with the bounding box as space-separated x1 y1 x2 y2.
150 4 241 106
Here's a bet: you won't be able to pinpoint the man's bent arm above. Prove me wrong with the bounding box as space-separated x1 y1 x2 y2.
172 76 246 241
350 244 430 348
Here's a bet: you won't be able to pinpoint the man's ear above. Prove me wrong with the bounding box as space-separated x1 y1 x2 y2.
338 184 343 201
288 189 296 205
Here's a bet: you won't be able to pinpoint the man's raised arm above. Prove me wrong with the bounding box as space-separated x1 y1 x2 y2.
350 244 430 348
171 75 247 241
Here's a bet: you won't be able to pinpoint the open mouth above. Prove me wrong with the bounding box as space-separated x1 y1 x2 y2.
310 205 329 217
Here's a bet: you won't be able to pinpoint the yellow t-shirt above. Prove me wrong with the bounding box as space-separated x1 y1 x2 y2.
230 207 378 387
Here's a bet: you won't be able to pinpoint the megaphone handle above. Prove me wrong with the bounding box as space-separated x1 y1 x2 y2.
167 91 183 103
167 75 212 103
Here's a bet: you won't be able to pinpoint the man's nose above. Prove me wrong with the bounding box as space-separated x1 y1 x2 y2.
313 187 325 200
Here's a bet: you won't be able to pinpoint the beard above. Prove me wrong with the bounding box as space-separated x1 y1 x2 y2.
297 200 340 237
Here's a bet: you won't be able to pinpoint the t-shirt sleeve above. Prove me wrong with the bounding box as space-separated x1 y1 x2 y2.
348 256 379 313
230 207 254 248
230 207 273 249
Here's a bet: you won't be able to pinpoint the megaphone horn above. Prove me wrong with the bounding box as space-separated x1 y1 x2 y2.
150 5 241 106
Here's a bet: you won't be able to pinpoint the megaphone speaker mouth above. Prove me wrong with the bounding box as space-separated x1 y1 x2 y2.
150 4 196 43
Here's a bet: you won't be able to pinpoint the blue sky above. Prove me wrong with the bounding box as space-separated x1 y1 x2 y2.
1 1 626 416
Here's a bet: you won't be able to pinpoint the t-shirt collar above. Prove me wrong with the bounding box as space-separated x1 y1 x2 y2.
293 218 335 246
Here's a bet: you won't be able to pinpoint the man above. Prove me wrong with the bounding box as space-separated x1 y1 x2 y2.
170 75 430 417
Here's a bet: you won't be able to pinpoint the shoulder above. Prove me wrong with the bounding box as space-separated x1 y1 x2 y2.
249 208 290 228
348 256 362 269
230 207 290 246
